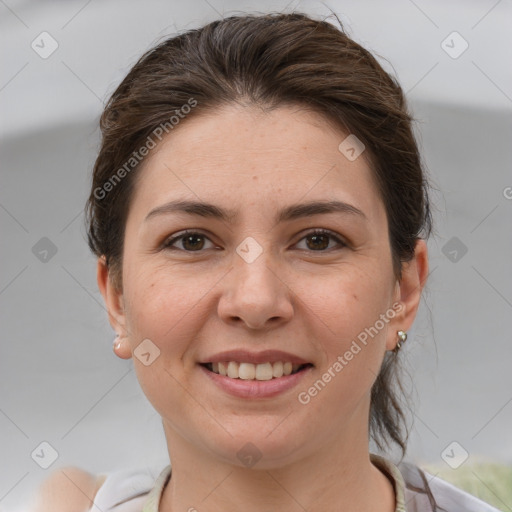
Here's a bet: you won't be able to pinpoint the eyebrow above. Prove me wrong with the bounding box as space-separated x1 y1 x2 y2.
144 199 367 223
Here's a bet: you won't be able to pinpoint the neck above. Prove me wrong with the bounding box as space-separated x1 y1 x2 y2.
159 429 395 511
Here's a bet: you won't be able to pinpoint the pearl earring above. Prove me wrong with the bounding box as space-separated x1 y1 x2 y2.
113 333 122 351
394 330 407 352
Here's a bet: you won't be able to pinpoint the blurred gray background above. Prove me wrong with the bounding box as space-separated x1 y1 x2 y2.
1 0 511 510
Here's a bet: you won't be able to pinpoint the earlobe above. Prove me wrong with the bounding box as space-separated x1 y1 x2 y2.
113 333 133 359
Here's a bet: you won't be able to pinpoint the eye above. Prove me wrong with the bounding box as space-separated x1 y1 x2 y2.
294 229 347 252
162 230 216 252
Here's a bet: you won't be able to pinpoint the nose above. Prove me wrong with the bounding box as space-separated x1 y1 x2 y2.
217 248 294 330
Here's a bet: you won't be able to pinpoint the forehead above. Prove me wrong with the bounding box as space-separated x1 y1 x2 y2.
126 104 385 226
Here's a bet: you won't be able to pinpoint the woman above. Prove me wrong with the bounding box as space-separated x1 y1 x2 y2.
34 12 500 512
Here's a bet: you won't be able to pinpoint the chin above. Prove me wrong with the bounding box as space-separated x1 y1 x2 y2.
202 424 310 470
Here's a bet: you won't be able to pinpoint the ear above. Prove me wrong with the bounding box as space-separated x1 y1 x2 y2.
97 256 132 359
386 239 429 351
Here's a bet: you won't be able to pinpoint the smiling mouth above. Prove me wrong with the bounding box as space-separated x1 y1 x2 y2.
201 361 313 381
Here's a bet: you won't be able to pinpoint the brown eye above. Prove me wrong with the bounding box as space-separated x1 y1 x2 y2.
163 231 214 252
295 229 346 252
181 234 205 251
306 233 329 250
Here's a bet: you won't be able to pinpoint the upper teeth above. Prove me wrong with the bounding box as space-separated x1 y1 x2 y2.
211 361 300 380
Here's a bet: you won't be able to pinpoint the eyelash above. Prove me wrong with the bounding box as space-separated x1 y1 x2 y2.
162 229 347 253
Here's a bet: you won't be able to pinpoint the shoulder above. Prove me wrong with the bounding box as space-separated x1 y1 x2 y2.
32 466 105 512
399 461 502 512
427 473 502 512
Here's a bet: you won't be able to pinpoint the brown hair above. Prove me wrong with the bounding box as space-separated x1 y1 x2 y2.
85 12 432 459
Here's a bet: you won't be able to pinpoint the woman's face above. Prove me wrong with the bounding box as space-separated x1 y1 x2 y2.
100 104 423 468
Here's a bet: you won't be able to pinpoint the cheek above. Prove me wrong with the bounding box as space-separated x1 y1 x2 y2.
122 268 212 418
296 265 392 394
298 262 393 339
123 265 213 358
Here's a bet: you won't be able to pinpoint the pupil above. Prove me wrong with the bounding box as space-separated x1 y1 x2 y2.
307 234 328 250
183 235 204 251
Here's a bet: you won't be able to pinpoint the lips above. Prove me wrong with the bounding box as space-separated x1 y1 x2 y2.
199 360 313 398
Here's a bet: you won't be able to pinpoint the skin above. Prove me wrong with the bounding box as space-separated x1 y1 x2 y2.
97 104 428 511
